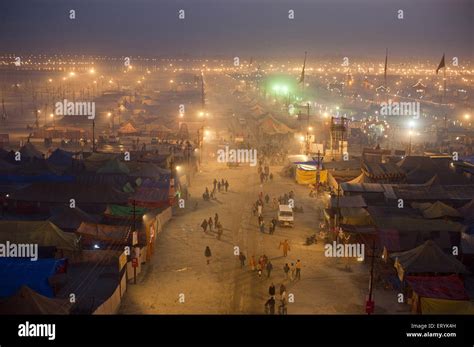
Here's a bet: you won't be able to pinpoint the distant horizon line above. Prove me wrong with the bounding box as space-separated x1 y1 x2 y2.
0 52 471 63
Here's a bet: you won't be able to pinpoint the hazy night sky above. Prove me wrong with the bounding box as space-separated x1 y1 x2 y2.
0 0 472 59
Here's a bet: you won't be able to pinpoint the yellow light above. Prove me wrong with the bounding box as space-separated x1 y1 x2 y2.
48 78 53 83
107 112 112 117
169 79 174 83
176 165 181 171
49 113 54 118
464 114 471 120
308 126 313 131
69 71 75 77
89 68 95 74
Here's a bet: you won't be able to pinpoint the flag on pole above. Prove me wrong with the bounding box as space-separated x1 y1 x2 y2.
384 48 388 84
436 54 445 74
299 51 307 84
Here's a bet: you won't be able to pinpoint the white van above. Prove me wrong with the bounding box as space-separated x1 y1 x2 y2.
278 205 294 227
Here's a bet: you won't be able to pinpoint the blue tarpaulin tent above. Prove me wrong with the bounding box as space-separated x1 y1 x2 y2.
47 148 75 167
0 258 66 298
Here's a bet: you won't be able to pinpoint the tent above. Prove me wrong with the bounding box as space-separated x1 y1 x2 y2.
329 195 367 208
420 297 474 314
406 275 473 314
0 258 67 298
47 148 74 168
0 221 79 251
76 222 130 246
48 205 100 232
104 204 148 218
97 159 130 174
19 142 43 160
0 286 71 314
9 182 129 204
295 166 328 185
258 115 295 135
459 199 474 221
390 240 469 280
129 186 173 208
83 152 119 172
421 201 461 219
339 207 373 226
118 122 139 135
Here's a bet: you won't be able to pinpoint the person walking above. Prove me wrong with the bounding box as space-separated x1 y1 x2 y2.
265 296 275 315
279 283 286 296
208 217 213 232
279 240 290 257
213 179 217 191
271 218 277 233
224 180 229 192
295 259 302 280
201 219 208 232
257 263 262 278
290 262 295 281
268 283 276 297
279 286 287 315
268 223 274 235
266 261 273 278
283 263 290 279
239 252 246 269
265 194 270 204
214 213 219 226
216 222 223 240
205 246 212 265
217 181 221 192
250 255 256 271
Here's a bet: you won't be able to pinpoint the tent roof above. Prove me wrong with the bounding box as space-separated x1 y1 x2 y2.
0 221 79 251
258 115 295 135
390 240 468 274
0 286 71 314
19 142 43 159
0 258 67 298
422 201 461 219
47 148 74 167
118 122 138 134
76 222 130 242
406 275 469 300
399 156 472 185
97 159 130 174
459 199 474 220
49 205 100 230
9 182 129 204
329 195 367 208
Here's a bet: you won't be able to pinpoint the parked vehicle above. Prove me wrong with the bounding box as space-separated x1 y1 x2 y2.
278 205 294 227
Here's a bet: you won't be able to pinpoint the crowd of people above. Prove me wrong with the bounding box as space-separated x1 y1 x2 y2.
200 212 224 239
202 178 230 201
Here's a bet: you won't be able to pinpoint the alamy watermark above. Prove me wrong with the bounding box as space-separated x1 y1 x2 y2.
324 241 365 261
380 100 420 118
55 99 95 119
0 241 38 261
217 146 257 166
